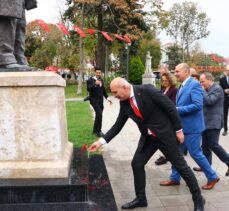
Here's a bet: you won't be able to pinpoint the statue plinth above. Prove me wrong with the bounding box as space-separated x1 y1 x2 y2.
142 72 156 86
0 71 73 178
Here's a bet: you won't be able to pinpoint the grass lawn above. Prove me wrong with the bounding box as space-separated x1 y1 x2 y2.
66 101 97 148
65 82 88 99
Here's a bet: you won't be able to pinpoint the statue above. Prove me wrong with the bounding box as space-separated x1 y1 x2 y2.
142 51 156 86
145 51 152 73
0 0 37 71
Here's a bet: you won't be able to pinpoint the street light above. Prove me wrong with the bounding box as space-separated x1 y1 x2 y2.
125 43 131 80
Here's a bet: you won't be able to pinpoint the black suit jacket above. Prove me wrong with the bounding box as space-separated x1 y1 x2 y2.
219 76 229 99
103 84 182 150
87 76 108 103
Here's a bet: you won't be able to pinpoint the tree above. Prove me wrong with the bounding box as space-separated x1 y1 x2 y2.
166 44 183 70
64 0 150 71
128 56 144 84
160 1 210 61
138 31 161 69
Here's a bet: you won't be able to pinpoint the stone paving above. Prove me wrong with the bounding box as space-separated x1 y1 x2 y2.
100 96 229 211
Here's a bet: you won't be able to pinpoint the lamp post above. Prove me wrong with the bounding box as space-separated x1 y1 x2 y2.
125 43 131 80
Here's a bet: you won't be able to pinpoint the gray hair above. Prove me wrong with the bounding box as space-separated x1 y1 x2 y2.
176 63 190 73
200 72 214 81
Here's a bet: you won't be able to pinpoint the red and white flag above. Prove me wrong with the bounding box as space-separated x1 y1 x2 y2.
123 34 131 43
87 28 95 35
56 23 70 35
101 31 113 42
114 34 124 41
36 19 50 32
73 26 86 38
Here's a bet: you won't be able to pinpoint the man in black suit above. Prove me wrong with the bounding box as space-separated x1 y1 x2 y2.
87 67 112 137
219 65 229 136
89 77 205 211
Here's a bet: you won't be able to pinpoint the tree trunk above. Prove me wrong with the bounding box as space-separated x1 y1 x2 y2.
77 4 85 95
96 5 105 71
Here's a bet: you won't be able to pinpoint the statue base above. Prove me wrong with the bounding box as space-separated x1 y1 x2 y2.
142 72 156 86
0 71 73 178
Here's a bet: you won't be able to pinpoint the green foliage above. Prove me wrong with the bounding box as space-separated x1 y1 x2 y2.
66 101 97 147
29 39 57 69
128 56 144 84
138 31 161 69
166 44 183 70
161 1 210 59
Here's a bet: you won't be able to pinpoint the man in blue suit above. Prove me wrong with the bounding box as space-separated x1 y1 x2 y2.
160 63 219 190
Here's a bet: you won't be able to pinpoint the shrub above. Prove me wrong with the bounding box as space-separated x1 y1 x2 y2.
128 56 144 84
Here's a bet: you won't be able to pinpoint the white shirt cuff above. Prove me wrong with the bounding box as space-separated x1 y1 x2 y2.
99 137 107 145
176 129 183 133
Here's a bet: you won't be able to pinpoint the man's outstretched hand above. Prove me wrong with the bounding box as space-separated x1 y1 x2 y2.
88 141 102 152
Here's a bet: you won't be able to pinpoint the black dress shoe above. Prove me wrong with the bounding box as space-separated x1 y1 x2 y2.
155 156 167 165
194 197 205 211
222 130 228 136
121 198 147 209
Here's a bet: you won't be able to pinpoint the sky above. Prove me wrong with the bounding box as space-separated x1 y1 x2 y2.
26 0 229 58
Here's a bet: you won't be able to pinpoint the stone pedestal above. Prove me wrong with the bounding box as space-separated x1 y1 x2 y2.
142 72 156 86
0 71 73 178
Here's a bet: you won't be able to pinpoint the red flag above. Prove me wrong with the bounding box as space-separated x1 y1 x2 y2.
36 19 50 32
101 31 113 42
87 28 95 35
123 35 131 43
73 26 86 38
56 23 70 35
114 34 124 41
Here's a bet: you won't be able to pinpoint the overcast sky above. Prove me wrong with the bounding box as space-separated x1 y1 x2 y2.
26 0 229 57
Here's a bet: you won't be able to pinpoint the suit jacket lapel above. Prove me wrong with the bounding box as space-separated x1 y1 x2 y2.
176 77 192 103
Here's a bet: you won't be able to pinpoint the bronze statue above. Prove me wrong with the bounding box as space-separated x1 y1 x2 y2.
0 0 37 71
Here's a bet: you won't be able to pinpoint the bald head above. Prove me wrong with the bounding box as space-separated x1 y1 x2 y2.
110 77 131 101
175 63 191 83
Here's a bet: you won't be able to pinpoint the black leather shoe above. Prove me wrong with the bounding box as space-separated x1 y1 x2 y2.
222 130 228 136
155 156 167 165
194 197 205 211
121 198 147 209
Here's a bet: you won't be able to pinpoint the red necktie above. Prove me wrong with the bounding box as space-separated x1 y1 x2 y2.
129 97 157 138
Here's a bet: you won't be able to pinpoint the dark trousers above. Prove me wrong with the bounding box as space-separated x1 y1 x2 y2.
90 100 104 133
202 129 229 166
0 17 17 65
223 98 229 131
131 135 201 202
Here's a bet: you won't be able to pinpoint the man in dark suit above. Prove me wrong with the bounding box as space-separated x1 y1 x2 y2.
87 67 112 137
193 72 229 176
89 77 205 211
219 65 229 136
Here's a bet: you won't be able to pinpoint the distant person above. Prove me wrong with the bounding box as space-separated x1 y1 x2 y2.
192 73 200 81
0 0 37 71
159 65 168 77
87 67 112 137
190 67 197 75
160 63 219 190
219 65 229 136
193 72 229 176
155 72 178 165
89 77 205 211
